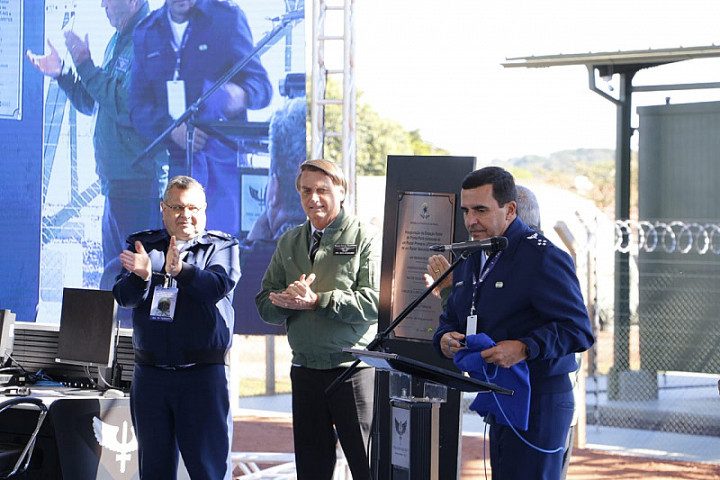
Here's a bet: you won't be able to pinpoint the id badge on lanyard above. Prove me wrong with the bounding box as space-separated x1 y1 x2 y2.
167 80 186 120
467 251 502 335
150 274 178 322
149 244 189 322
166 23 191 120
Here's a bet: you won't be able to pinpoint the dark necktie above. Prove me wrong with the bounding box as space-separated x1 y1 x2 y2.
310 231 323 262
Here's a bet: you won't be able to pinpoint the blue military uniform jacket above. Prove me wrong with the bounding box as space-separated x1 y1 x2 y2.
113 229 241 366
129 0 272 149
432 217 594 390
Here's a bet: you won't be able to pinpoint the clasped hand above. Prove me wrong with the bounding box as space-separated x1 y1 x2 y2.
441 331 528 368
269 273 318 310
119 237 183 281
26 31 91 79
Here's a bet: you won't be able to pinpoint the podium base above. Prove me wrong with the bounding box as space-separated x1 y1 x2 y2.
390 399 440 480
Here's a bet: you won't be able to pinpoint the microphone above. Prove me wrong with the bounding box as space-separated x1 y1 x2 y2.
429 236 508 253
276 9 305 23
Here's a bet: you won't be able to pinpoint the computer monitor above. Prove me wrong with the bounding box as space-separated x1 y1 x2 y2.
55 288 118 368
0 310 15 365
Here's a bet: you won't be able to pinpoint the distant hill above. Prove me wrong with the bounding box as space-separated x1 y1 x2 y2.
493 148 633 217
502 148 615 174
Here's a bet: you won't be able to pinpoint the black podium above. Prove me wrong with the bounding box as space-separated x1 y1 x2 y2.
346 349 512 480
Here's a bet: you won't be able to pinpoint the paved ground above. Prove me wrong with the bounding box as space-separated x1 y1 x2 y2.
230 333 720 478
232 413 720 479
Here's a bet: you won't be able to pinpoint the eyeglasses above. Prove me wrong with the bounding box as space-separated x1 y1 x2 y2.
165 204 205 214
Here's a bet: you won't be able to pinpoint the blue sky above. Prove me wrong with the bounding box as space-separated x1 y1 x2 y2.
343 0 720 161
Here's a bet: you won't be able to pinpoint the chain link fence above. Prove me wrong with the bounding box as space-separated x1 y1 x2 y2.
584 219 720 444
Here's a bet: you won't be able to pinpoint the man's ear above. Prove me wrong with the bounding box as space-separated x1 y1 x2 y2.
505 200 517 219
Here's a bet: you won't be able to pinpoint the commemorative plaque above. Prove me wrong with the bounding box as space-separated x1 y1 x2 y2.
392 191 455 340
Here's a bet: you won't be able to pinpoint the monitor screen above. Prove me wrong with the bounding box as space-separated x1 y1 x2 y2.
0 310 15 364
55 288 118 367
239 167 270 235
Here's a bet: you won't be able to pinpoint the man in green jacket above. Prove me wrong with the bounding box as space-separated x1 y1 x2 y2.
27 0 168 289
256 159 380 480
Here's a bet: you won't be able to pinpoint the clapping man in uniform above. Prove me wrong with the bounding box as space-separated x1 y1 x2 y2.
113 175 240 479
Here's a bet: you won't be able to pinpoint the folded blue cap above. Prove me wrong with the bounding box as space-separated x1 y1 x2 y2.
453 333 531 431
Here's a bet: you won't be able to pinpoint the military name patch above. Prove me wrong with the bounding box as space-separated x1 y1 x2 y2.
334 244 357 255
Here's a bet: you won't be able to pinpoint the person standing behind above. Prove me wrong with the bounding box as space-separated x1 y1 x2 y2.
433 166 594 480
256 159 380 480
113 175 240 479
129 0 272 235
234 97 308 334
26 0 168 289
515 185 541 233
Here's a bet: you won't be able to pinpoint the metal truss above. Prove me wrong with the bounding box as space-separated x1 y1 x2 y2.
310 0 357 211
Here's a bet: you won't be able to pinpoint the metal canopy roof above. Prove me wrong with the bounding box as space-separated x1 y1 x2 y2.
501 45 720 388
503 44 720 70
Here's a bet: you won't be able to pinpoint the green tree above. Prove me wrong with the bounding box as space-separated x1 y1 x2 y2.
317 79 448 175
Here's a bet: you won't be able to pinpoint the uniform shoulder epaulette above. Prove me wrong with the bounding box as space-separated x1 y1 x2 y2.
136 9 160 29
125 229 165 248
524 231 550 250
129 229 164 239
214 0 238 11
206 230 235 240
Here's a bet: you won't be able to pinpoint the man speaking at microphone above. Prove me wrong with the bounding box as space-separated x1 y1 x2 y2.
432 166 593 480
130 0 272 235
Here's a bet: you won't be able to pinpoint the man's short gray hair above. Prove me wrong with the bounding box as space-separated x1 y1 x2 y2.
516 185 541 232
163 175 205 203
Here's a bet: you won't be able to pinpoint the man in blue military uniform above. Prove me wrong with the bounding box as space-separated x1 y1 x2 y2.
432 166 594 480
26 0 168 289
129 0 273 235
113 175 240 479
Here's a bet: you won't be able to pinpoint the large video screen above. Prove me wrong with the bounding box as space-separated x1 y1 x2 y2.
0 0 306 332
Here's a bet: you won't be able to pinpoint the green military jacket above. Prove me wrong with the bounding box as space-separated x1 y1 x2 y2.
56 3 167 198
256 208 381 369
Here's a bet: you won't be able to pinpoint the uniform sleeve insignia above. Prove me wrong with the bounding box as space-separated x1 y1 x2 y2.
115 56 130 72
526 232 548 247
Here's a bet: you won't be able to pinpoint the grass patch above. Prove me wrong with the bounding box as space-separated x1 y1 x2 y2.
239 378 292 397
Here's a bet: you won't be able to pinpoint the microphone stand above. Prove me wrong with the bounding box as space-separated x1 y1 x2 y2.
325 249 472 397
131 8 305 171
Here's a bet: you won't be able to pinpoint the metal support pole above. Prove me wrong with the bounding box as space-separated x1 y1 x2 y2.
265 335 276 395
342 0 357 213
311 0 326 160
608 71 635 400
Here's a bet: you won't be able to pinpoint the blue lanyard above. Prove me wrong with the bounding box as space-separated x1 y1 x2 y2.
470 251 502 315
171 22 192 80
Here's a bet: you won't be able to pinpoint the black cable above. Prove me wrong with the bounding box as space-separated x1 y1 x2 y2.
6 354 29 374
